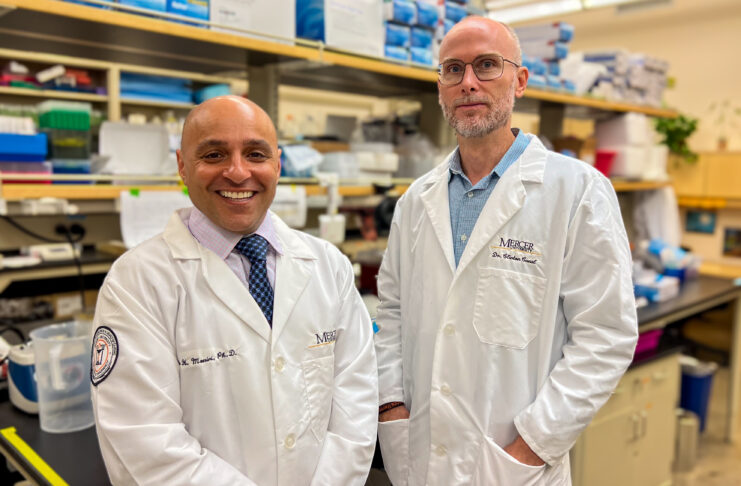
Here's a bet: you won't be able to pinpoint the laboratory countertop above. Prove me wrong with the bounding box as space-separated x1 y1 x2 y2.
637 275 741 328
0 393 109 486
0 248 117 275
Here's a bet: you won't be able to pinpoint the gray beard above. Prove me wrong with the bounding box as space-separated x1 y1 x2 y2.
439 81 516 138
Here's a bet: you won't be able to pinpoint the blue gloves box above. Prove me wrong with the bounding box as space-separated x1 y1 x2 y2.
385 45 410 62
386 22 411 47
410 47 433 65
385 0 416 25
168 0 209 21
416 1 438 28
411 26 433 49
119 0 166 12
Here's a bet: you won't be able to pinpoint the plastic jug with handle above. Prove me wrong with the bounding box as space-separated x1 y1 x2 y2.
29 320 94 433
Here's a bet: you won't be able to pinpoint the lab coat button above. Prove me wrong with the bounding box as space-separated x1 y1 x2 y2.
284 434 296 449
443 325 455 336
435 445 447 456
274 357 285 372
440 384 451 396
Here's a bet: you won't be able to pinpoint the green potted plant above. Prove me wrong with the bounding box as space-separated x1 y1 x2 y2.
655 114 699 165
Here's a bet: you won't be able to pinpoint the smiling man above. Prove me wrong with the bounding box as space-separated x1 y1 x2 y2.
374 18 638 485
91 96 378 486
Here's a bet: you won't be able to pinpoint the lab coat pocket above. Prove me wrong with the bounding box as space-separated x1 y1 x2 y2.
377 418 409 486
472 268 547 349
302 355 334 443
473 436 546 486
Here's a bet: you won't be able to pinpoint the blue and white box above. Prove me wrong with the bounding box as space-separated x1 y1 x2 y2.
444 18 455 35
386 22 411 47
444 1 467 23
118 0 166 12
297 0 384 58
416 1 438 28
411 46 433 65
384 0 416 25
385 45 410 62
167 0 209 21
411 26 433 49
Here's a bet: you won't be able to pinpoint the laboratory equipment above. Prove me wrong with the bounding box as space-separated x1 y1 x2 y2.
30 320 95 433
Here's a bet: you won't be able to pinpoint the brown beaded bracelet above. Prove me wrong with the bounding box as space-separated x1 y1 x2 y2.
379 401 405 414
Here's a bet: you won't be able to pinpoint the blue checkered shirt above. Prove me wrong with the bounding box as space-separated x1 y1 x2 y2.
449 129 531 266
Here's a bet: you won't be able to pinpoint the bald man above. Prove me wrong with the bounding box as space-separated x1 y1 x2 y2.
374 18 637 485
91 96 378 486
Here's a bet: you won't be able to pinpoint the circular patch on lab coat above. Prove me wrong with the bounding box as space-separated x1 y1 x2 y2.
91 326 118 386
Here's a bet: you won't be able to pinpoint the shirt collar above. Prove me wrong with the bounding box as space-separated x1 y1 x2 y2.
448 128 523 183
188 207 284 260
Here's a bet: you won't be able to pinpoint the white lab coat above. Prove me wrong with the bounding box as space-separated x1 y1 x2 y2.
375 136 638 486
92 208 378 486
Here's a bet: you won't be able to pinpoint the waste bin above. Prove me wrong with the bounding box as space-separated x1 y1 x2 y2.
679 355 718 432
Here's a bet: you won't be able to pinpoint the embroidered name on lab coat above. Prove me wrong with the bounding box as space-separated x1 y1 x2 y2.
178 349 238 367
490 237 541 265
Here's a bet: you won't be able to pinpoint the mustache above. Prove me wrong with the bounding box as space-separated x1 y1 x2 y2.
453 96 491 107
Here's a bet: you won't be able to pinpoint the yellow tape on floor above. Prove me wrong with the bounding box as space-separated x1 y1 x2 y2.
0 426 68 486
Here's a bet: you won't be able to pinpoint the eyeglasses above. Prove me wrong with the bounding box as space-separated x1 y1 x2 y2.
438 54 520 86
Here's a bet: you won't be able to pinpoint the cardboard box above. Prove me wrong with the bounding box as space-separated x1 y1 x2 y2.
210 0 294 44
297 0 384 58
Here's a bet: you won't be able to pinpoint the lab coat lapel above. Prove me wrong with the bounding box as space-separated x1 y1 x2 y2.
270 214 315 345
163 209 271 343
454 138 547 278
419 155 457 275
200 248 272 342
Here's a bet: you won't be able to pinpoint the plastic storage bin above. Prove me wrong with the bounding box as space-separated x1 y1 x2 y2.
29 321 95 433
0 161 52 183
0 133 48 161
51 159 93 184
679 356 718 432
38 100 92 130
594 149 616 177
43 128 91 159
99 121 172 175
635 328 663 355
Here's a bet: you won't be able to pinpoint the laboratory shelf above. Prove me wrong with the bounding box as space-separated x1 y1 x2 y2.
0 0 678 117
610 180 672 192
677 196 741 209
0 174 415 200
0 85 107 102
120 98 195 109
0 174 668 201
0 183 182 200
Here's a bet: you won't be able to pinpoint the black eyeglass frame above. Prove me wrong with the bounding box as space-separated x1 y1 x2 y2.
437 54 521 86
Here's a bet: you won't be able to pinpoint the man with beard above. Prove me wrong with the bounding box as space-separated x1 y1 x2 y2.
374 17 637 486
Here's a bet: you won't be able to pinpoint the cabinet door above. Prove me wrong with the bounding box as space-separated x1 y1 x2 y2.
577 408 640 486
633 357 680 486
